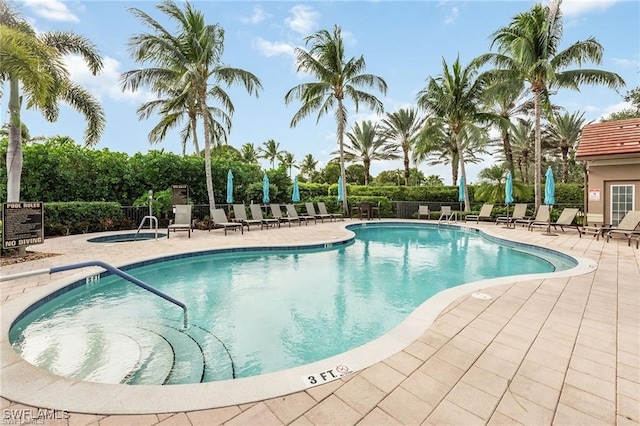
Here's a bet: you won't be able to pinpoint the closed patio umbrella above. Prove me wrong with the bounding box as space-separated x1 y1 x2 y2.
458 176 465 212
543 167 556 236
504 171 514 224
292 177 300 202
337 176 344 203
262 174 270 204
226 170 234 204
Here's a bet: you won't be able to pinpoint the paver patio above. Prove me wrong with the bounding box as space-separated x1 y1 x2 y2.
1 219 638 425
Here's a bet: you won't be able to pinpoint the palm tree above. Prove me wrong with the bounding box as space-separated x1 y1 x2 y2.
1 0 105 203
284 25 387 213
259 139 283 169
334 121 399 185
545 111 585 183
416 57 494 210
380 108 426 186
240 142 260 163
510 120 535 184
279 151 298 178
122 0 261 217
475 0 625 208
299 154 318 182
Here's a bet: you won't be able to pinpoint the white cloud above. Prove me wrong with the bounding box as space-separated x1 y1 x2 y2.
285 5 320 35
240 6 270 24
23 0 79 22
598 100 633 120
342 30 357 47
252 38 295 58
612 57 640 68
444 6 459 25
65 55 155 104
557 0 620 17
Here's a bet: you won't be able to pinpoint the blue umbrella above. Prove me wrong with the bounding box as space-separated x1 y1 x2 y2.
262 174 270 204
505 172 514 205
337 176 344 202
292 177 300 202
226 170 234 204
543 167 556 236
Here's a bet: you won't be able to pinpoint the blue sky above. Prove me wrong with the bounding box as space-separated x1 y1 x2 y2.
4 0 639 183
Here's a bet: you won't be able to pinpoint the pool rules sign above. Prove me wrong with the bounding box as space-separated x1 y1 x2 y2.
2 202 44 249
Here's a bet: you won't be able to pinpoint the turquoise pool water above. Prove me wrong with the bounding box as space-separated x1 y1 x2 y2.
10 223 576 385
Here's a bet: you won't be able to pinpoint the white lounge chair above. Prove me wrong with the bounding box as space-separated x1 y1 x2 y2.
418 205 430 220
465 204 494 223
438 206 454 223
167 204 191 238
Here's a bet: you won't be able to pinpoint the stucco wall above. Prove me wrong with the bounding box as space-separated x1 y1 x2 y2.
586 161 640 224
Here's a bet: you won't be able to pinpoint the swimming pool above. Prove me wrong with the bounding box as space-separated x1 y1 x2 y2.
87 232 166 242
9 223 577 388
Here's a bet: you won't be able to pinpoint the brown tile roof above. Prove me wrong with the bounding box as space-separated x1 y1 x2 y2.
576 118 640 159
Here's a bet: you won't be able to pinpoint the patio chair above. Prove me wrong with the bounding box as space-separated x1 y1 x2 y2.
465 204 494 223
233 204 263 231
358 201 372 220
250 204 280 229
513 206 550 228
438 206 454 223
318 201 344 221
605 210 640 246
529 208 579 232
418 205 430 220
371 201 381 220
286 204 315 225
167 204 192 238
270 204 301 227
495 203 528 227
305 202 332 223
210 208 243 236
578 213 606 239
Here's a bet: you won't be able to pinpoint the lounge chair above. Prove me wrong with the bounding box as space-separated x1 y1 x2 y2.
318 201 344 221
286 204 315 225
465 204 494 223
233 204 263 231
250 204 280 229
305 202 332 223
529 207 579 232
438 206 455 223
605 210 640 246
578 213 606 239
495 203 528 227
167 204 192 238
418 205 430 220
270 204 301 227
513 206 550 228
210 208 243 235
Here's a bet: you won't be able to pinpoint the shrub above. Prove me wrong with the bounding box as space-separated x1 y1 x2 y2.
44 202 126 236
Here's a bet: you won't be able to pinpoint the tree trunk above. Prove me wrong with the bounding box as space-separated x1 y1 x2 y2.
190 116 200 155
562 147 569 183
451 162 458 186
7 78 22 203
455 132 470 212
364 159 370 185
533 89 542 210
337 101 348 214
201 93 216 219
403 146 410 186
502 127 514 174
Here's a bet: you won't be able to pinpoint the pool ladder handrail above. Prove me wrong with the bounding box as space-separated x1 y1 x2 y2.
134 215 159 240
0 260 188 329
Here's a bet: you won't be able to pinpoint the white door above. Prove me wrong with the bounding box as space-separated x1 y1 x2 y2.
610 184 634 226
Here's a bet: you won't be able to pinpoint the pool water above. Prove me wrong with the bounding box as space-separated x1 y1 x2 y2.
10 224 576 385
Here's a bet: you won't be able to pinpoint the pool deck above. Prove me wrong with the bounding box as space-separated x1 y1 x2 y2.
1 219 638 425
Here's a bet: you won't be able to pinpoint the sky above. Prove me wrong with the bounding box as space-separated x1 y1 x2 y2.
3 0 639 184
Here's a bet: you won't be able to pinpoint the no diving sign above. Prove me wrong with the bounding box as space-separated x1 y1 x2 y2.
303 364 353 387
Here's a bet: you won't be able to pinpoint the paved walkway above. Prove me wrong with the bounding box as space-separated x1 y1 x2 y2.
1 220 638 425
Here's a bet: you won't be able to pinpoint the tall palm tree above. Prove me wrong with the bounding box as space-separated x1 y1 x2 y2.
475 0 625 208
122 0 261 217
279 151 298 178
416 57 493 211
240 142 260 163
545 111 584 183
380 108 426 186
299 154 318 182
284 25 387 213
1 0 105 203
259 139 283 169
510 120 535 184
335 120 399 185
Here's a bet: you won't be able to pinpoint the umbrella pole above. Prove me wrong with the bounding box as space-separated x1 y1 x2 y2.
543 205 557 236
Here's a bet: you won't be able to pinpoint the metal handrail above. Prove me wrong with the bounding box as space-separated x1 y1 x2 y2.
1 260 188 329
134 215 158 240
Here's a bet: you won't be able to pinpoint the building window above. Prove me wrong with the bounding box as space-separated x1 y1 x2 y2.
610 185 634 226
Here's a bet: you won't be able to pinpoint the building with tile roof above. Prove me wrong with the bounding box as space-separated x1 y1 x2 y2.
576 118 640 226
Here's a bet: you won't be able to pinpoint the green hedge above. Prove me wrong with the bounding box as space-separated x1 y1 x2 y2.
44 202 132 236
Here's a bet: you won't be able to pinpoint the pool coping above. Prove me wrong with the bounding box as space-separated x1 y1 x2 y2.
0 221 598 414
